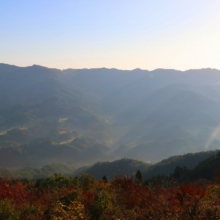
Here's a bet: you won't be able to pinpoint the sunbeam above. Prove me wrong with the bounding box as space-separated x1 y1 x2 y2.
205 125 220 149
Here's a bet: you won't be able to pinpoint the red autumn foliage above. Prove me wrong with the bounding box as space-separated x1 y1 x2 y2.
0 175 219 219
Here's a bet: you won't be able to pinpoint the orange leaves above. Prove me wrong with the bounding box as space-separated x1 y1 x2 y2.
179 183 205 198
175 183 204 207
0 180 30 206
112 177 148 210
1 177 220 219
80 190 95 209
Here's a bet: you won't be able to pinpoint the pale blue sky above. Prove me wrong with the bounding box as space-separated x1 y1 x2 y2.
1 0 220 70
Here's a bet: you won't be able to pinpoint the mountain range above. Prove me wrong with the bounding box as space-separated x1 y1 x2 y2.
1 64 220 168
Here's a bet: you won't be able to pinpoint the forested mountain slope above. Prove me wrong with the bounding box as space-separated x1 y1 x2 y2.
0 150 218 181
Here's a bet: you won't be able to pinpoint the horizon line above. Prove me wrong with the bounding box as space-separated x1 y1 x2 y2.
0 62 219 72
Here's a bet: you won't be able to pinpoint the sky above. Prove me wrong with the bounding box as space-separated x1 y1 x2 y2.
0 0 220 70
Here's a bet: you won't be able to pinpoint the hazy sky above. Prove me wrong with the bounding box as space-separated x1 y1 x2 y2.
1 0 220 70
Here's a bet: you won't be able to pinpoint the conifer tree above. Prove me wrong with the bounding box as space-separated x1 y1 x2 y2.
102 175 108 183
135 170 143 182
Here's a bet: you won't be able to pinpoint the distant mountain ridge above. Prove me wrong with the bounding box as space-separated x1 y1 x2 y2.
1 64 220 168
